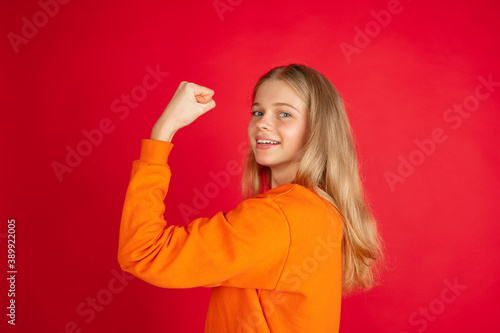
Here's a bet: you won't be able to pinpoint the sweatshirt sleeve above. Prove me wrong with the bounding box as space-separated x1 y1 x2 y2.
117 139 291 290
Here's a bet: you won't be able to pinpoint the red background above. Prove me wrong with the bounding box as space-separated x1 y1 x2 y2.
2 0 500 332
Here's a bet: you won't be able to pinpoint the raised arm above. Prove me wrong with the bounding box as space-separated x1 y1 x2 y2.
117 82 291 289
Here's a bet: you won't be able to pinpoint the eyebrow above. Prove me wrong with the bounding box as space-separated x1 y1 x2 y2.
251 102 300 113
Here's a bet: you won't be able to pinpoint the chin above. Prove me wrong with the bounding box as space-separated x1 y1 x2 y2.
254 156 274 168
255 159 272 167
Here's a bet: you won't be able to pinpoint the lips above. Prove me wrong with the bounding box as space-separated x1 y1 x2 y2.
255 136 281 149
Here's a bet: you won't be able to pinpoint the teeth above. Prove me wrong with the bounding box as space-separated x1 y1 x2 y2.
257 139 280 145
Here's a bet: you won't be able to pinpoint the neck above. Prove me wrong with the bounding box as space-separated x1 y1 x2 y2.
270 165 298 189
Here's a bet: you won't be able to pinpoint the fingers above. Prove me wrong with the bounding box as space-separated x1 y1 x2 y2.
195 95 209 103
179 80 216 112
194 86 214 99
204 99 216 111
198 99 216 113
181 82 214 100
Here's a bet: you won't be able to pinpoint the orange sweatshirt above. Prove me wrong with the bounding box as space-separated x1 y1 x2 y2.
118 139 343 332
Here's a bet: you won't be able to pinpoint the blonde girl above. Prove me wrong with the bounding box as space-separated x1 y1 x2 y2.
118 64 383 332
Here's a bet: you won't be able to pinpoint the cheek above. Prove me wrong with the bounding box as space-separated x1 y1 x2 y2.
297 120 309 146
281 123 308 149
247 120 254 138
299 125 308 146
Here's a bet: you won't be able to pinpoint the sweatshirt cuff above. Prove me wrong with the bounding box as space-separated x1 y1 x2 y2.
139 139 174 165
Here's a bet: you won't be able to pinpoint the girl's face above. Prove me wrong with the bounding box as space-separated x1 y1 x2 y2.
248 79 308 176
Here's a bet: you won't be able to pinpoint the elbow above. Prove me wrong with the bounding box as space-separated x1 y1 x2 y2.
117 237 143 271
117 246 135 273
117 252 127 270
117 259 129 276
116 250 178 289
116 247 155 284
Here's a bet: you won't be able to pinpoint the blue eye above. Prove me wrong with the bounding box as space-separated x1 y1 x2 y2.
251 111 263 116
280 112 291 117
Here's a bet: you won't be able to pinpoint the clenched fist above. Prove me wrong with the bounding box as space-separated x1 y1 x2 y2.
151 81 216 142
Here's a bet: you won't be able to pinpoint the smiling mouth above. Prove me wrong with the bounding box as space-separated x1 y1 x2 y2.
256 139 281 145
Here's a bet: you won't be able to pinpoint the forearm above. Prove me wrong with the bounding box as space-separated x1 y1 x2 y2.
150 117 179 143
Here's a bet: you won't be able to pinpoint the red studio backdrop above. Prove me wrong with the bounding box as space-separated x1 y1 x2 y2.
2 0 500 332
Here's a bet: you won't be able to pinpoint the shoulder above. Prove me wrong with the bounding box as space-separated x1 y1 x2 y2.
252 184 340 221
226 184 339 227
257 184 332 209
224 185 305 227
255 183 301 200
264 184 341 225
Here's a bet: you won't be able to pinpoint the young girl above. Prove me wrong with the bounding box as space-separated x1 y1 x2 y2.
118 64 383 332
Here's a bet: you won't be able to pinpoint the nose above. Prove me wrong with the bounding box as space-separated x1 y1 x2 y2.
256 114 272 131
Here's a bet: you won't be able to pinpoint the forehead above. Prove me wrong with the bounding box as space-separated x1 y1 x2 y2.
254 79 306 109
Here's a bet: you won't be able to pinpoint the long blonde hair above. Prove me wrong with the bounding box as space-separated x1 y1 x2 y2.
241 64 384 295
